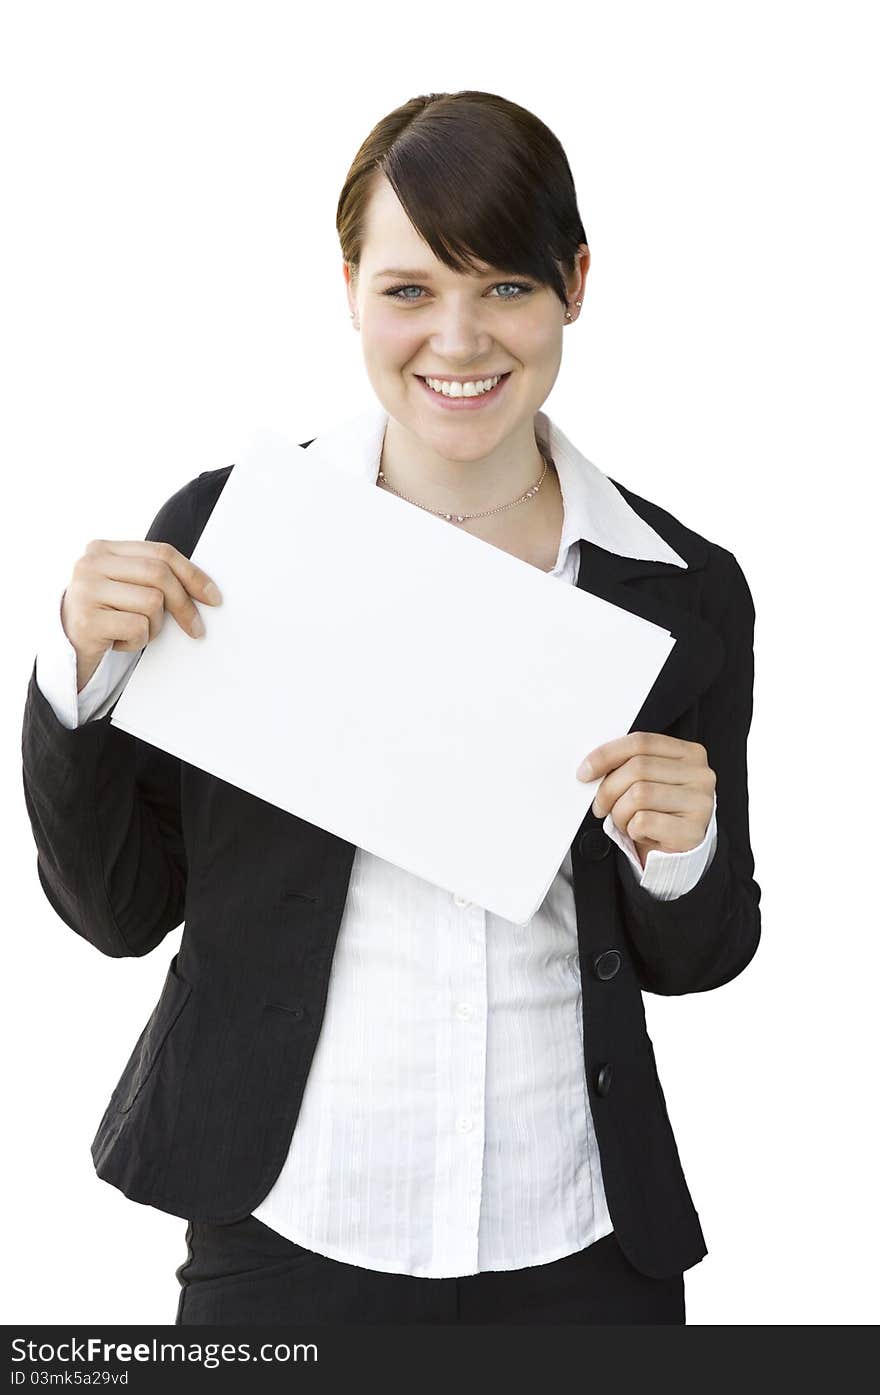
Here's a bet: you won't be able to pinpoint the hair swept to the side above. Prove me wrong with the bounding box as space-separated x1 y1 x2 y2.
336 90 588 309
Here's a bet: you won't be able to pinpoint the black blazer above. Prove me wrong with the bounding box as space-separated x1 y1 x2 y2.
20 441 761 1279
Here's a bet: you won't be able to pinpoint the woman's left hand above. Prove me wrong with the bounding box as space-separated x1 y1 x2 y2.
576 733 716 868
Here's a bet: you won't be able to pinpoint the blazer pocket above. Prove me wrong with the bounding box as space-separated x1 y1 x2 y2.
113 952 193 1114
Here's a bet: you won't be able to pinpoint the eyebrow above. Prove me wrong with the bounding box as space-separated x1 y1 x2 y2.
371 267 493 281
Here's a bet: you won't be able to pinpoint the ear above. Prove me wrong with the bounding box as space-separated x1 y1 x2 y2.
565 243 590 307
342 258 358 319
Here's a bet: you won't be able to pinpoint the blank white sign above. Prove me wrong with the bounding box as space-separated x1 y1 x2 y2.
110 425 674 924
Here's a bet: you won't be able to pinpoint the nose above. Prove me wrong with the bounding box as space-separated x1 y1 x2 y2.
426 301 494 362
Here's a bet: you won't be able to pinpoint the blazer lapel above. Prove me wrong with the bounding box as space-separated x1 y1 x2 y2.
574 529 725 742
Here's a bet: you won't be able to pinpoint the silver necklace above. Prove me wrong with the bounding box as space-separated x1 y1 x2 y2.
377 447 551 525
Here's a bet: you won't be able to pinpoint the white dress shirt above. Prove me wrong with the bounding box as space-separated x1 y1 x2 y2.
35 403 717 1277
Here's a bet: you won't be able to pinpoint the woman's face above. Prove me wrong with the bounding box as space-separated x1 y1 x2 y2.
345 175 589 465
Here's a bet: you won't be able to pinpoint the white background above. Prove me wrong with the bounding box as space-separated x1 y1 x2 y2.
3 0 877 1325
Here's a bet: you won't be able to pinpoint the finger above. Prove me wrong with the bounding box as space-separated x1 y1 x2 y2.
591 753 693 816
85 558 202 642
86 576 197 646
619 808 709 854
86 543 219 639
87 539 222 605
576 730 685 781
605 781 695 831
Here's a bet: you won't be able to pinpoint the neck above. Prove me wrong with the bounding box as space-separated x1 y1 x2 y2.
378 415 564 568
377 413 549 518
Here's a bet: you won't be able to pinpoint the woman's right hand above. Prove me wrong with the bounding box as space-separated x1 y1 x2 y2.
60 539 223 693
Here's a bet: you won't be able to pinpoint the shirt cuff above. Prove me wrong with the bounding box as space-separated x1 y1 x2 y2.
34 589 142 730
603 791 718 901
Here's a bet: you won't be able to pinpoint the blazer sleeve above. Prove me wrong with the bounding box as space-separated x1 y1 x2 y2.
20 475 202 959
612 545 762 995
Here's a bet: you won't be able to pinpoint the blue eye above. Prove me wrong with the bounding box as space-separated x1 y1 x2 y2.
383 281 534 303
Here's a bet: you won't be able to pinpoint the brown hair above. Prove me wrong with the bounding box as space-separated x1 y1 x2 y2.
336 91 588 310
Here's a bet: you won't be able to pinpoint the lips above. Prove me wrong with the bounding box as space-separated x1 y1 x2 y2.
414 371 512 410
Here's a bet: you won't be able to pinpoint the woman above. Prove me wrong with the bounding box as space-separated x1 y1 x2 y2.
22 90 760 1325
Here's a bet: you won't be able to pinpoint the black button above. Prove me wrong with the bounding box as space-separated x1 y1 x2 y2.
593 950 621 981
576 827 611 861
596 1064 613 1096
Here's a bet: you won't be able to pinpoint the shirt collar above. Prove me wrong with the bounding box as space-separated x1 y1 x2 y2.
300 399 688 569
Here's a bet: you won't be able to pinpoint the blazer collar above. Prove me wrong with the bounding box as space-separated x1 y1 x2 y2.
299 400 724 750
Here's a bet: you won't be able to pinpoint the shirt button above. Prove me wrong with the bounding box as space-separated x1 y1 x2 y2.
455 1002 473 1020
456 1114 474 1133
452 893 471 908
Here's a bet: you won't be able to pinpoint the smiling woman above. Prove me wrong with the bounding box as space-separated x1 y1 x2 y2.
335 91 590 546
22 86 759 1331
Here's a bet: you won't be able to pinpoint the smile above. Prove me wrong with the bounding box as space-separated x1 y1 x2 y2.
414 372 512 411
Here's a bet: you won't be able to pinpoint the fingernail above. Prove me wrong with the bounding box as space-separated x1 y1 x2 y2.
204 581 222 604
191 614 205 637
577 758 594 781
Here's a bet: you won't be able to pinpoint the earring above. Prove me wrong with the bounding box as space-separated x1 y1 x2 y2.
565 299 583 322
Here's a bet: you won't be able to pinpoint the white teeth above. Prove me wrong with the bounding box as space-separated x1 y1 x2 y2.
424 375 502 398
